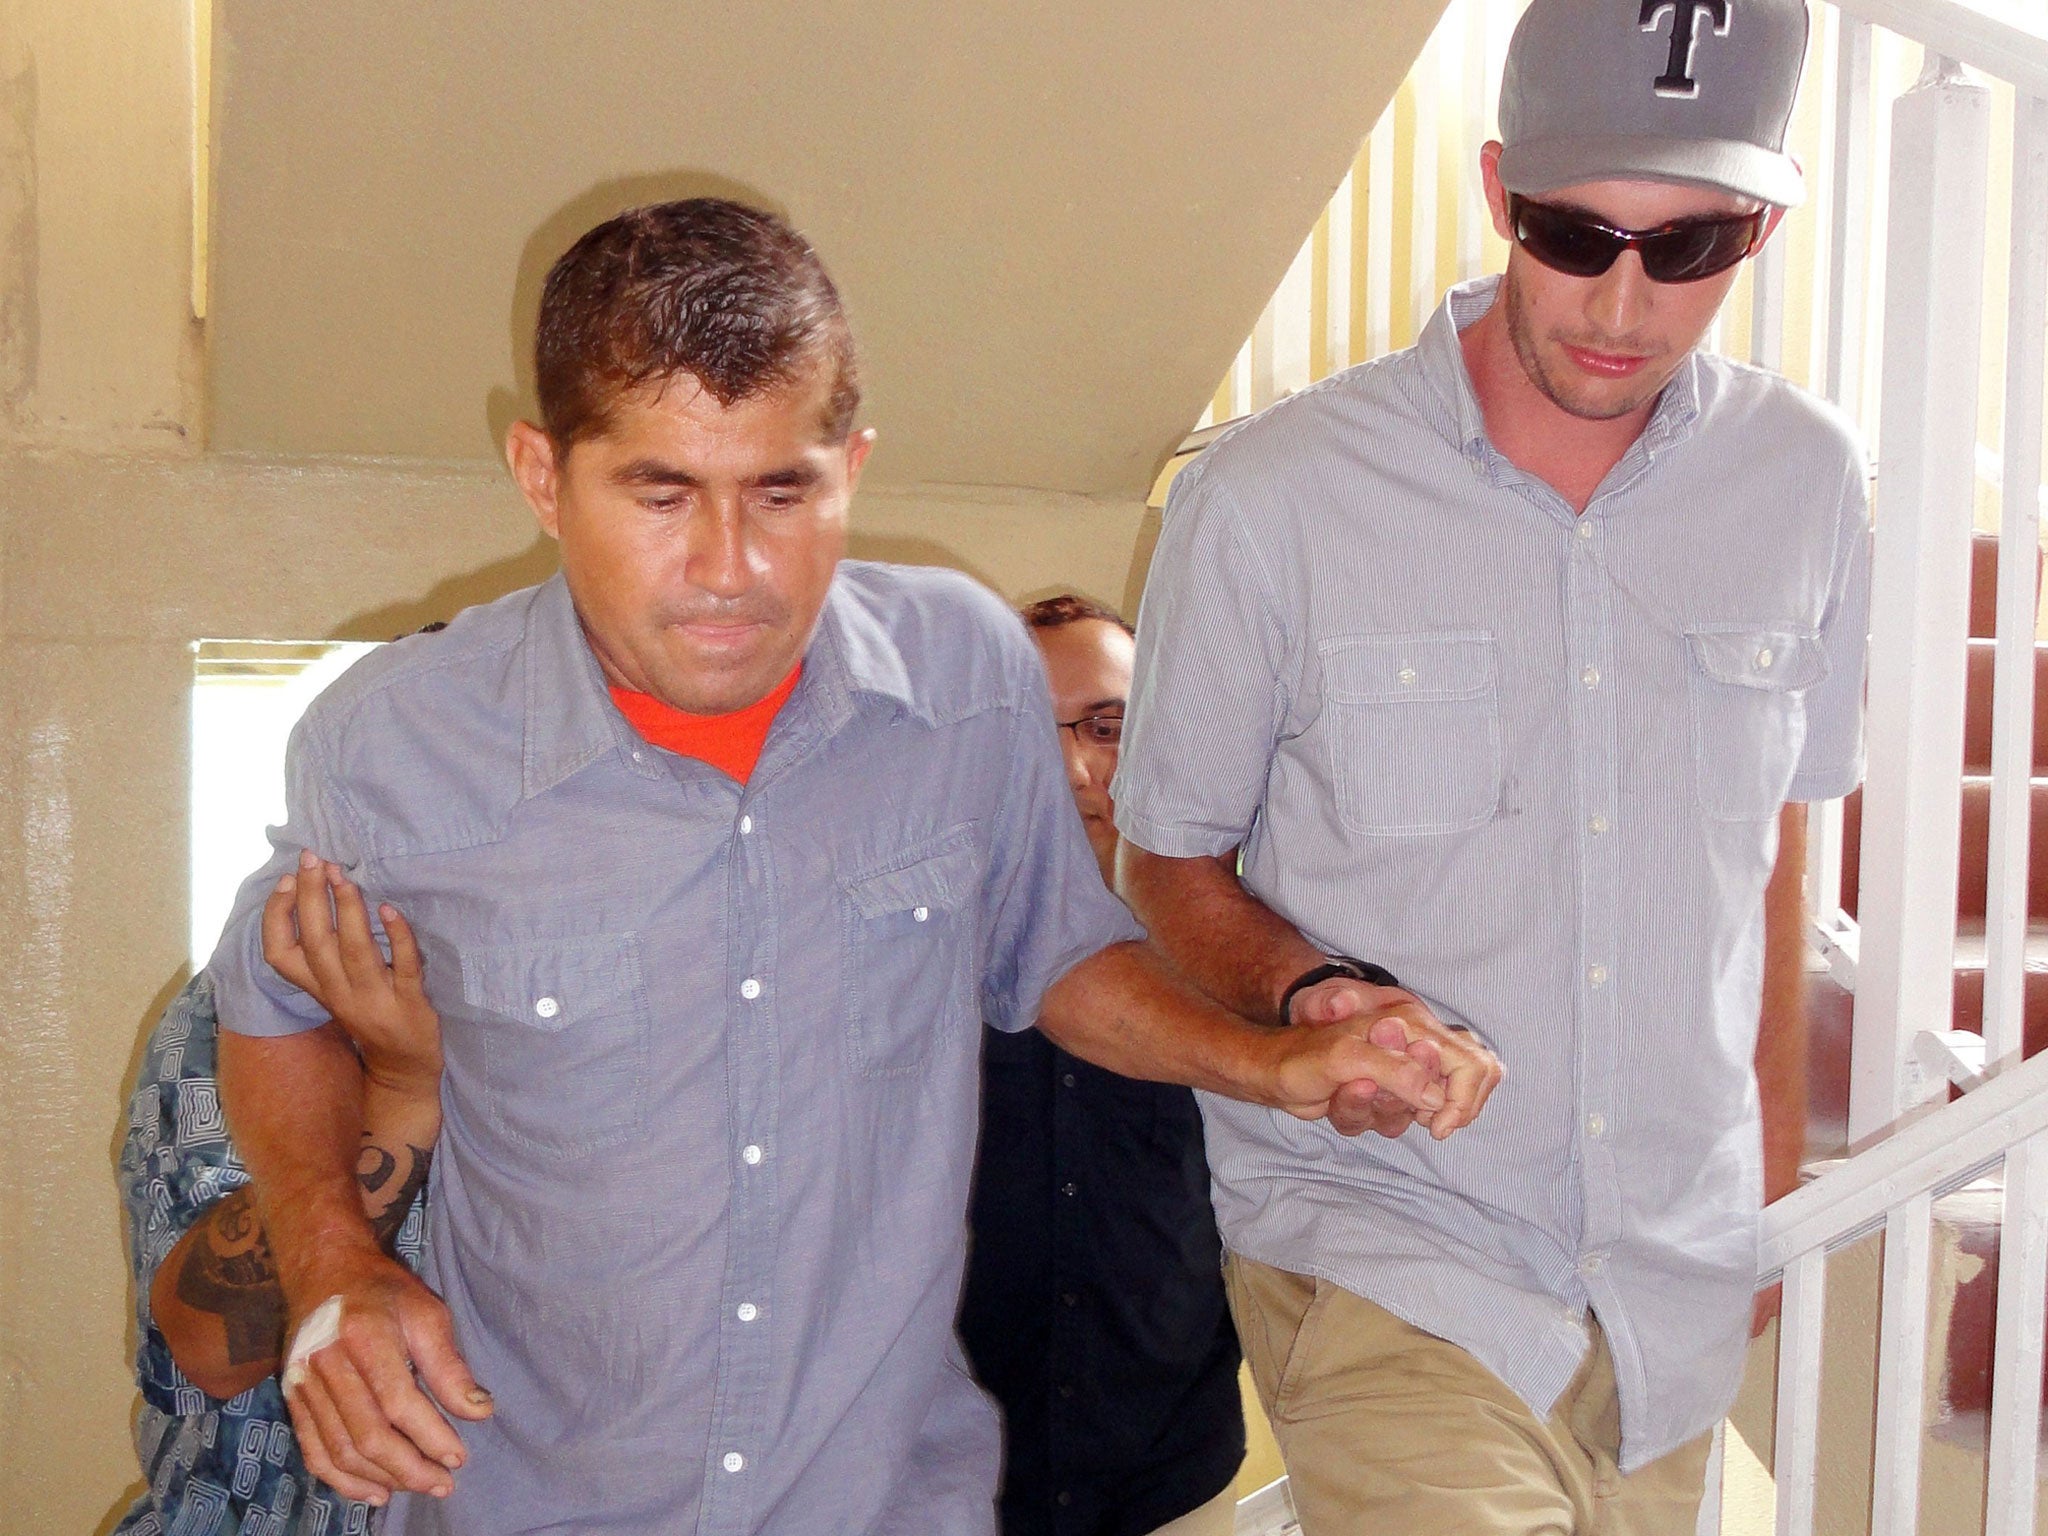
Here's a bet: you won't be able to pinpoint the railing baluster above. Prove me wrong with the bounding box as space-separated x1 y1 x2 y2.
1408 28 1440 347
1985 1128 2048 1536
1366 112 1394 360
1459 0 1489 281
1750 217 1788 373
1773 1248 1829 1536
1849 53 1990 1142
1825 17 1874 422
1984 90 2047 1070
1324 172 1354 380
1872 1192 1934 1536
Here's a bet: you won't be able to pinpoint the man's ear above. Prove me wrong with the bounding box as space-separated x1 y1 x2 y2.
1479 141 1514 241
843 427 877 494
506 420 565 540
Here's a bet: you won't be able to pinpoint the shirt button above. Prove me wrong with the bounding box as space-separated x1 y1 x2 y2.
1756 647 1775 669
1580 665 1601 689
534 996 560 1020
742 1144 763 1166
1588 964 1609 987
1397 666 1419 686
1057 1382 1075 1400
1061 1072 1077 1088
1056 1492 1073 1508
1061 1181 1078 1197
1580 1253 1605 1275
1588 814 1610 835
1060 1290 1079 1308
722 1452 745 1474
1576 520 1595 540
913 906 929 923
740 814 754 835
1586 1112 1607 1138
736 1302 759 1322
740 978 762 1000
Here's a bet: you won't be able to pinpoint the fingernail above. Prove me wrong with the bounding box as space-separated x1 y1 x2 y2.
441 1453 462 1469
1423 1086 1446 1109
276 874 294 892
368 1493 386 1507
433 1484 453 1499
467 1386 494 1406
299 849 318 869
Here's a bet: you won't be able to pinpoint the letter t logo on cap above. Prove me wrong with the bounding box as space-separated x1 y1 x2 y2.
1640 0 1733 98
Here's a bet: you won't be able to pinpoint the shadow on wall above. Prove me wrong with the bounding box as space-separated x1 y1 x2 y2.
486 169 796 456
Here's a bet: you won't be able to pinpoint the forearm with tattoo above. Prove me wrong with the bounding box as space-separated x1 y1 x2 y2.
159 1130 431 1387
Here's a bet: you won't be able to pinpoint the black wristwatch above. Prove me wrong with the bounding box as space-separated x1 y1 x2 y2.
1278 955 1403 1027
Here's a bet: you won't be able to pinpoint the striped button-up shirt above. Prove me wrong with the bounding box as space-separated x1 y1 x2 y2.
212 564 1140 1535
1114 277 1870 1468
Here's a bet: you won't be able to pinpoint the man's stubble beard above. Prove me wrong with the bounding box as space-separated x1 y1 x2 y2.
1501 264 1670 424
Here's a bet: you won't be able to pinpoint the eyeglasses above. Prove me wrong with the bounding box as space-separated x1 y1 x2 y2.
1507 195 1765 284
1057 712 1124 748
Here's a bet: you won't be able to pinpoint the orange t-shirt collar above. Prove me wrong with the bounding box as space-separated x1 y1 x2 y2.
609 665 802 785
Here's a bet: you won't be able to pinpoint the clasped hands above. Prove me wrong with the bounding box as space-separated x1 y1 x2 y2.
1272 977 1505 1140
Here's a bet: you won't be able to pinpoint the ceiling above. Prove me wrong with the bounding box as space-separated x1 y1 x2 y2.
205 1 1446 496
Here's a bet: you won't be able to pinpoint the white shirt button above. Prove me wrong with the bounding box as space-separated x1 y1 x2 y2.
740 978 762 1000
1586 1112 1607 1138
912 906 930 923
1580 666 1601 689
740 814 754 835
1588 814 1610 835
1576 520 1595 540
742 1144 763 1166
534 996 560 1020
1588 963 1609 986
1756 646 1774 669
722 1452 745 1474
1580 1253 1605 1275
1397 666 1419 686
631 749 645 763
736 1302 759 1323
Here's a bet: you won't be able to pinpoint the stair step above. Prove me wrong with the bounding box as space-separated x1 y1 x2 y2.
1840 778 2048 925
1802 966 2048 1162
1963 637 2048 776
1927 1175 2048 1438
1969 530 2045 642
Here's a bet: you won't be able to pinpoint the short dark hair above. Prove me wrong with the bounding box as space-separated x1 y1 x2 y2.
534 198 859 450
1019 593 1134 637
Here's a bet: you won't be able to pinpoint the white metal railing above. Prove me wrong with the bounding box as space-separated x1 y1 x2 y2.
1752 1047 2048 1536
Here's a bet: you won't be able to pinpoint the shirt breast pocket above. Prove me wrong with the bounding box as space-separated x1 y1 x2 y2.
841 835 980 1078
1685 625 1828 822
461 934 651 1159
1320 631 1502 836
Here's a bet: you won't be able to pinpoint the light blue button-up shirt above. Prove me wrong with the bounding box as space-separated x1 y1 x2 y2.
1115 278 1870 1468
211 563 1140 1534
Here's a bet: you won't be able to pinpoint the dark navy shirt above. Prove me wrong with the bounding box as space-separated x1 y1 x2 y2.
961 1026 1243 1536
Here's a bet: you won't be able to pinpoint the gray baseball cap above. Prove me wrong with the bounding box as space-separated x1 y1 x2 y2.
1497 0 1809 208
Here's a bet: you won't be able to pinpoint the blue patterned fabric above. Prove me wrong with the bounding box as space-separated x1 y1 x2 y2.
115 971 429 1536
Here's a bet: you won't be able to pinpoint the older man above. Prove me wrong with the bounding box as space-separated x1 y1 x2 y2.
207 200 1499 1536
1114 1 1869 1530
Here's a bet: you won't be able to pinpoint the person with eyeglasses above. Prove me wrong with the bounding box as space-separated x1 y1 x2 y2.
959 595 1245 1536
1110 0 1869 1530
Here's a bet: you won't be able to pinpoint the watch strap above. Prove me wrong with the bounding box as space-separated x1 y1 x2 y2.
1279 955 1403 1027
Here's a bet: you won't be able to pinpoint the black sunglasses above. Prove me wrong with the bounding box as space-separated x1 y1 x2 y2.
1508 195 1766 284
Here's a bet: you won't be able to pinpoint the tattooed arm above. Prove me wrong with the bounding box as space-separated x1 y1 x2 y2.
156 858 445 1402
150 1053 438 1401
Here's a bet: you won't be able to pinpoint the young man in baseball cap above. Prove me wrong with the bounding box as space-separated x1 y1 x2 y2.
1113 0 1869 1528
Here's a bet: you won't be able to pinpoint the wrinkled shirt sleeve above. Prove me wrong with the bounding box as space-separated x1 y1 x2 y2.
1786 459 1872 803
977 631 1145 1034
1113 466 1295 859
208 711 364 1037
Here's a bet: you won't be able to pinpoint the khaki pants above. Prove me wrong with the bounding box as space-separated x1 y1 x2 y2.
1224 1255 1712 1536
